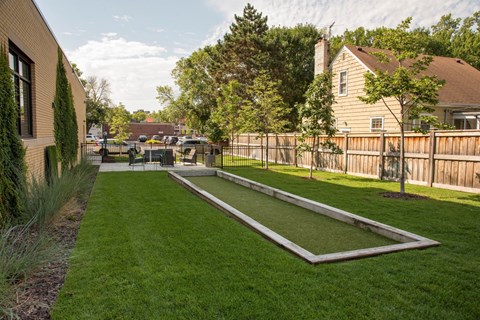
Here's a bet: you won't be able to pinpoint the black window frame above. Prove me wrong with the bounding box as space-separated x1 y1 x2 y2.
9 42 33 138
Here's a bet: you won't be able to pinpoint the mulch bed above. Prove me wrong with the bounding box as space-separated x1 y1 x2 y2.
11 198 87 320
10 163 99 320
380 192 429 200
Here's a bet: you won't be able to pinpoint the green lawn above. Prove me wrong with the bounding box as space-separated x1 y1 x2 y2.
52 168 480 319
187 175 396 254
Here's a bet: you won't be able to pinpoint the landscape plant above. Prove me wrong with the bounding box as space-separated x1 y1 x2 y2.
0 159 96 317
212 80 243 145
0 45 26 224
359 18 446 194
241 72 290 170
297 72 337 179
54 47 78 172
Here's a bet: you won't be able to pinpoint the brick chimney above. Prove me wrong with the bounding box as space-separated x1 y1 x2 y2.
314 38 329 75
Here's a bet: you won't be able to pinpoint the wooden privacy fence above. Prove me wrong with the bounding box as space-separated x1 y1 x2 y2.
232 131 480 193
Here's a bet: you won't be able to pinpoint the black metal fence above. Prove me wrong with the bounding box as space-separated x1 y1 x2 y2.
221 145 299 168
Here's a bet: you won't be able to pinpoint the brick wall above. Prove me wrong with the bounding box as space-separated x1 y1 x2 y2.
0 0 86 180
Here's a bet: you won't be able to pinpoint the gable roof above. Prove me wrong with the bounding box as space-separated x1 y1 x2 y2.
343 44 480 108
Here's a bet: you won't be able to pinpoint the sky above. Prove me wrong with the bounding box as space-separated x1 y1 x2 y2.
34 0 479 113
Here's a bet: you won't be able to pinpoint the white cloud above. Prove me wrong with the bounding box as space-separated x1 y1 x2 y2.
113 14 132 22
204 0 480 41
173 48 189 55
101 32 118 38
67 36 177 112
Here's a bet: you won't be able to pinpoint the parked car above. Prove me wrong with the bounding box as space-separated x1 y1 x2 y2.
146 135 162 144
166 136 178 145
138 134 148 142
94 139 140 156
86 134 97 143
176 139 221 155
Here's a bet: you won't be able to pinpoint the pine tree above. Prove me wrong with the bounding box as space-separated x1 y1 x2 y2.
0 45 26 223
214 3 271 100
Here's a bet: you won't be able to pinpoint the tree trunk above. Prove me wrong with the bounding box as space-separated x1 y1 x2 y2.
309 136 315 179
399 126 405 194
265 133 269 170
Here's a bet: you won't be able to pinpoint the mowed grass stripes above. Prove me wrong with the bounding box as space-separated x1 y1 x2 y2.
52 170 480 319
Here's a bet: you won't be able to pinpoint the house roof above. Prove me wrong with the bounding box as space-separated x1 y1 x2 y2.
343 44 480 108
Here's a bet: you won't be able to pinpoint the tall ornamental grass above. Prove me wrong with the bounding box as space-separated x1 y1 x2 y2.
0 160 96 318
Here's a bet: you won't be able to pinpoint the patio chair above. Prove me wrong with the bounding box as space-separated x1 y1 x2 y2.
128 149 145 170
180 149 197 165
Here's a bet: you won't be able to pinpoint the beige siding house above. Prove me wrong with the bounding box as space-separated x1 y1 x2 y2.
0 0 86 179
315 40 480 133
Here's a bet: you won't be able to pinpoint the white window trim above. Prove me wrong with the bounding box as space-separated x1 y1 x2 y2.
370 116 384 132
453 114 480 130
338 70 348 97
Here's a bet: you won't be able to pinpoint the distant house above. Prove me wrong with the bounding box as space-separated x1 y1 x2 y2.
0 0 86 179
315 39 480 133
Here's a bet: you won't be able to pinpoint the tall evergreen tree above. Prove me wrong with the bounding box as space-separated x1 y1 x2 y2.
54 47 78 172
67 84 78 164
214 3 271 101
0 45 26 223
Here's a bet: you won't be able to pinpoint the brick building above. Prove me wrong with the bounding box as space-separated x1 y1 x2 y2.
0 0 86 179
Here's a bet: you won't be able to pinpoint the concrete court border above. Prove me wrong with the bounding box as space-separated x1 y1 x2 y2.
169 170 440 264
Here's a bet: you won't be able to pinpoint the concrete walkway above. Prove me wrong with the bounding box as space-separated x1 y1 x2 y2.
98 161 219 173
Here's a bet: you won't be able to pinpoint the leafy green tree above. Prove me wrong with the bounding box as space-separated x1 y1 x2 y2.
359 18 446 194
171 48 218 131
265 24 322 128
107 103 132 142
71 63 87 87
297 73 337 179
131 110 147 123
85 76 112 131
0 45 26 223
241 72 290 170
212 80 243 145
450 12 480 70
331 12 480 70
203 119 226 143
54 47 78 172
155 85 187 123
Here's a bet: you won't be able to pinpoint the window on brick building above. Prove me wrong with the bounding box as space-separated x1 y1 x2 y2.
9 43 33 137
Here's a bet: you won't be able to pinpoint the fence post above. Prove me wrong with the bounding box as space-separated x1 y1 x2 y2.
294 133 298 167
275 134 278 164
343 133 349 173
261 143 264 168
379 133 385 180
428 130 436 187
221 146 224 169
